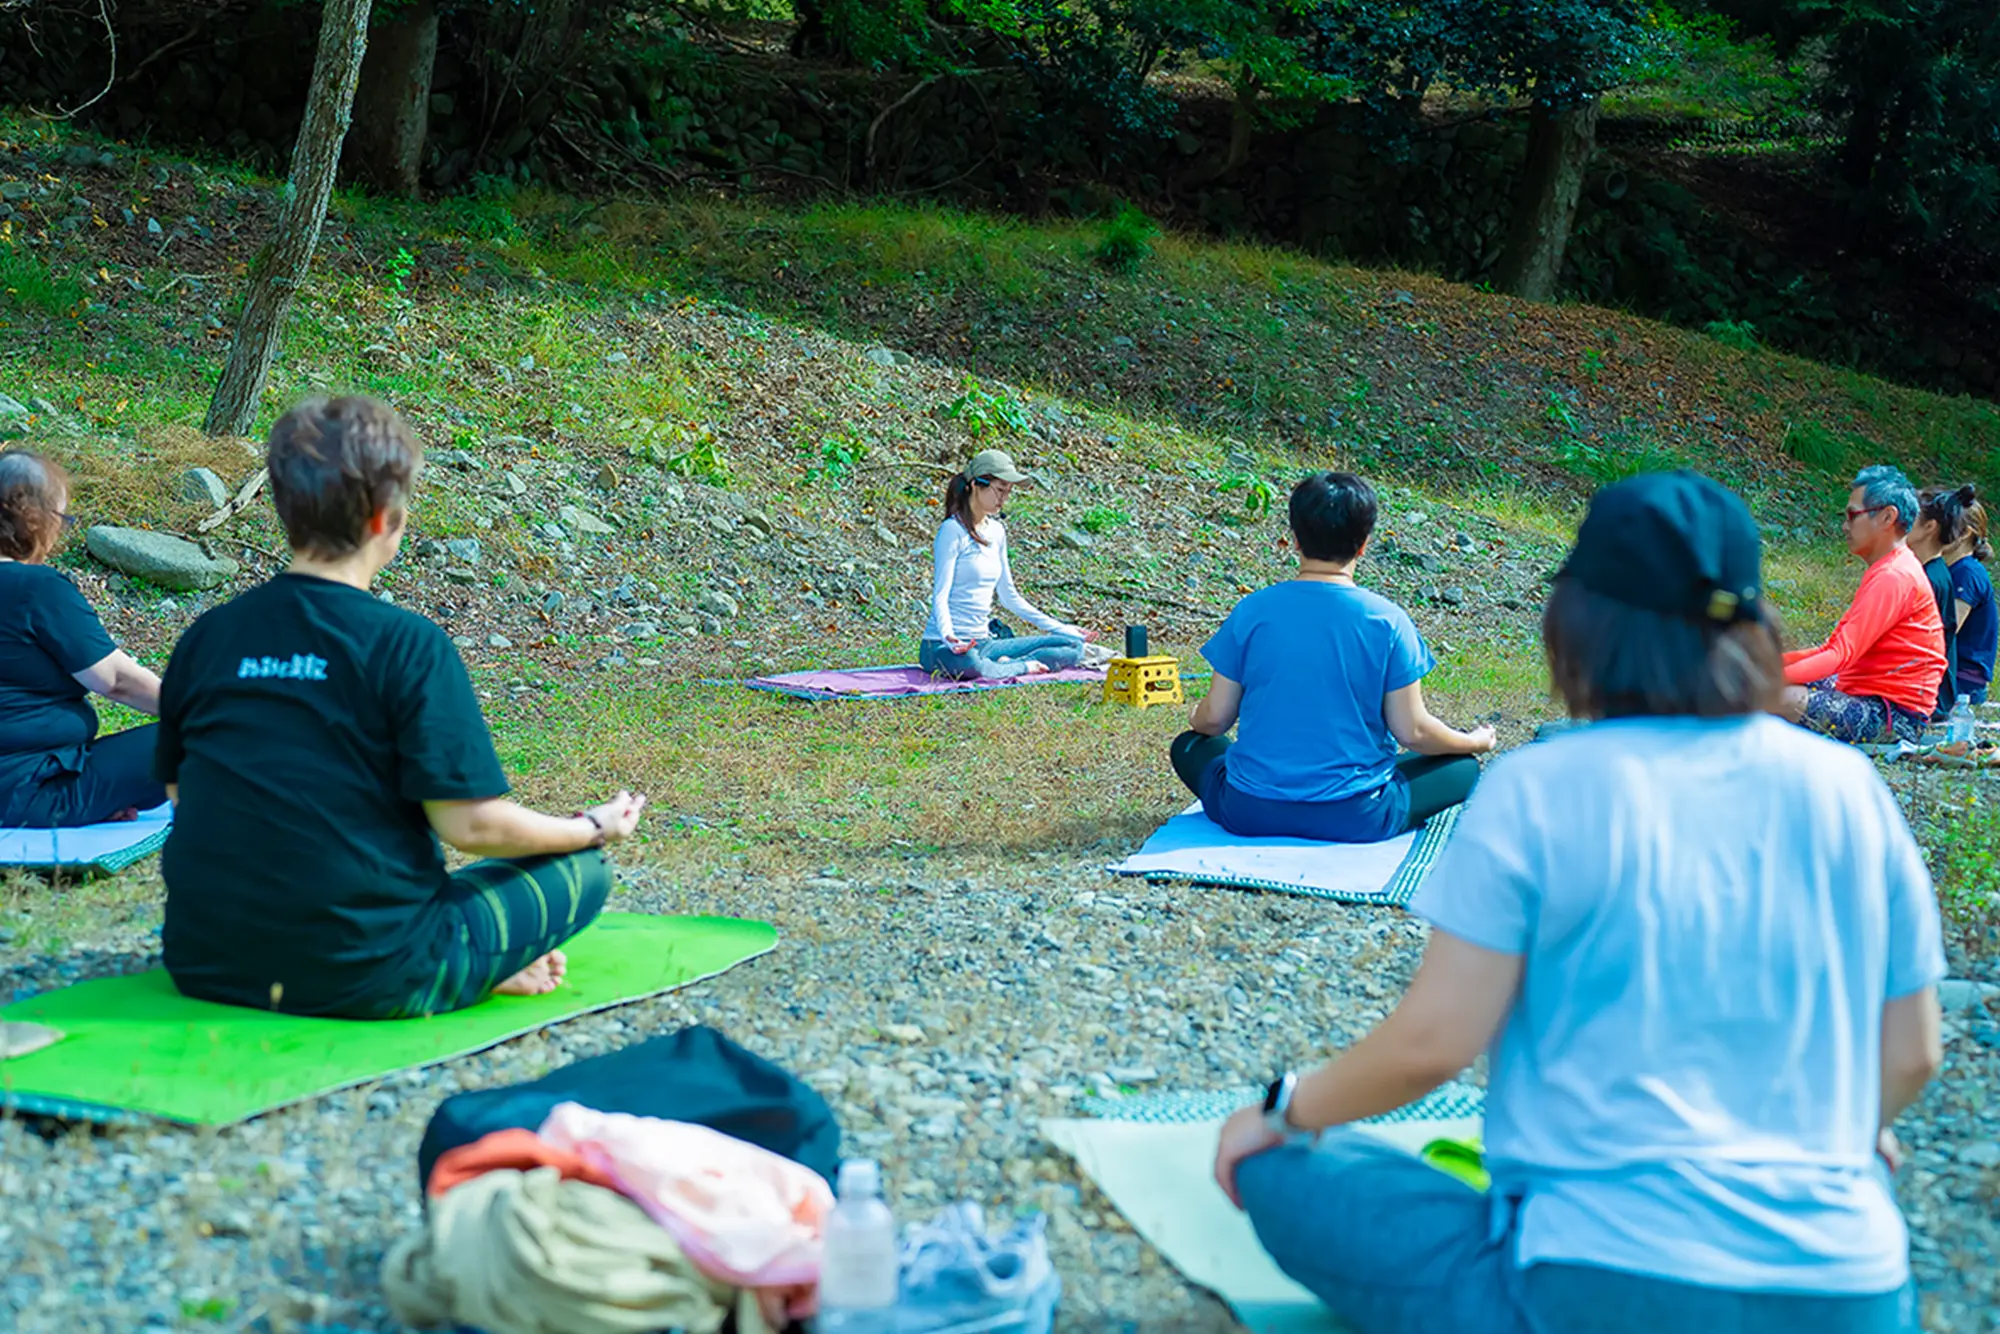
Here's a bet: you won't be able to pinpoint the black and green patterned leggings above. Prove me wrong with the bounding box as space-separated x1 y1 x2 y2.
391 849 612 1019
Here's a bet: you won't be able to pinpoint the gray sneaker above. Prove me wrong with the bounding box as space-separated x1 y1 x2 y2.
896 1203 1060 1334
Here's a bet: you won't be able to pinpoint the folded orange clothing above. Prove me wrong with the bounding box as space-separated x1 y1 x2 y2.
427 1128 619 1198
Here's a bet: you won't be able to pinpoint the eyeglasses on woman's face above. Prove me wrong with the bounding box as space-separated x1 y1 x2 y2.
975 477 1013 497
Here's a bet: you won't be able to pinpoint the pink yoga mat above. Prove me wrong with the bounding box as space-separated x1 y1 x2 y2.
744 664 1108 700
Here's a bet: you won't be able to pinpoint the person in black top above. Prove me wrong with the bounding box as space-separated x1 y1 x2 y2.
156 397 646 1019
0 449 167 826
1912 485 1975 718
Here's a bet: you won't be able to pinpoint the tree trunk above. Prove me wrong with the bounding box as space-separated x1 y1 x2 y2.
1493 96 1599 303
345 0 437 196
204 0 373 438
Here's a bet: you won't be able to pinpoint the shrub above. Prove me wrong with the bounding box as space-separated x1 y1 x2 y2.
1702 319 1759 351
1781 420 1855 475
1093 205 1160 275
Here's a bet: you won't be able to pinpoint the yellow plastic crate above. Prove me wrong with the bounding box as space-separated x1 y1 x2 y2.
1104 655 1184 708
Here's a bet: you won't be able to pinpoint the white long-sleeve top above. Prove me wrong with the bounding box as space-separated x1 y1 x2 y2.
923 517 1078 643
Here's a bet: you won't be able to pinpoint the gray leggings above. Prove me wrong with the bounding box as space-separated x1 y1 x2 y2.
1236 1130 1917 1334
919 633 1084 681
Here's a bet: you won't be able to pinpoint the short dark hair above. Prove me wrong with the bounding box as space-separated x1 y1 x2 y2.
1542 578 1786 719
267 396 422 558
0 449 70 561
1288 471 1377 562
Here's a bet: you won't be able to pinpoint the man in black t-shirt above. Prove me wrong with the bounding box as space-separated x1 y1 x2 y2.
156 397 646 1018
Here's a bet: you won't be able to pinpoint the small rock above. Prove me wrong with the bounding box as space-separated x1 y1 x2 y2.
865 347 914 368
1105 1065 1160 1085
882 1023 926 1044
452 635 476 649
871 522 901 548
0 182 31 202
175 467 229 508
1438 586 1466 607
487 634 513 649
84 526 238 592
537 522 568 543
540 591 566 614
145 215 162 235
742 510 777 538
697 587 740 618
1938 979 1999 1013
445 568 479 585
432 448 482 471
1957 1142 2000 1169
503 471 529 498
605 351 630 366
618 621 660 640
445 538 483 565
1059 529 1094 551
593 463 619 492
697 615 724 636
0 392 29 418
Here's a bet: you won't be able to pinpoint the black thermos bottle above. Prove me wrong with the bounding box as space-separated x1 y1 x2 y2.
1124 625 1148 659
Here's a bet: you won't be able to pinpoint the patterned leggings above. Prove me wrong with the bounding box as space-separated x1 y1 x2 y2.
390 849 612 1019
1800 678 1930 745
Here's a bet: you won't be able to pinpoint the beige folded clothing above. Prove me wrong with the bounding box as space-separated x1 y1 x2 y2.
381 1166 773 1334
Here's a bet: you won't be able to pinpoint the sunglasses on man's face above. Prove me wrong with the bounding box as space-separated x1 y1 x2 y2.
1844 504 1891 524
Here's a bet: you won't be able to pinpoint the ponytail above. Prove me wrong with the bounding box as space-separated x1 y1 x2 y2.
943 472 989 545
1919 482 1979 548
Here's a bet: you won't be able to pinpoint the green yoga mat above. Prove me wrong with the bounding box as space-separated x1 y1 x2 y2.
0 913 776 1127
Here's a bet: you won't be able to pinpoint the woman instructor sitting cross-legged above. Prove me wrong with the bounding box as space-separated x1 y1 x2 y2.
158 396 645 1018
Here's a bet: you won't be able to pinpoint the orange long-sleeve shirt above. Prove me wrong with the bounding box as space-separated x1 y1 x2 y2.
1784 545 1946 714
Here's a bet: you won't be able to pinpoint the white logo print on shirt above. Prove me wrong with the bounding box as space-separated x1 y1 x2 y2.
237 654 329 681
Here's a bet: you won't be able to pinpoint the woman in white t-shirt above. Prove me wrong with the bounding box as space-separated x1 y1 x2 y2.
919 448 1088 680
1213 471 1942 1334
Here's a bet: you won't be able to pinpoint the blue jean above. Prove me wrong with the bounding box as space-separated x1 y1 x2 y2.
920 634 1084 681
1235 1130 1918 1334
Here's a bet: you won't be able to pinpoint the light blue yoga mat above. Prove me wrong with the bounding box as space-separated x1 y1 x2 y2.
1044 1084 1486 1334
0 802 172 873
1108 803 1460 905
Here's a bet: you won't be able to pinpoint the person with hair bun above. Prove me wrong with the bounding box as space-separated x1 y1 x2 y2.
1909 484 1976 715
1215 471 1940 1334
1946 494 1993 706
0 448 166 826
157 397 646 1019
920 448 1087 680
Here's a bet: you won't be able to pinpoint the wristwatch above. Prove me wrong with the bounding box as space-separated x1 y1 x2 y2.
1261 1071 1314 1142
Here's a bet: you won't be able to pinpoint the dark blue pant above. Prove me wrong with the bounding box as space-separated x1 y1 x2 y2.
7 725 168 828
1170 730 1477 841
1237 1131 1918 1334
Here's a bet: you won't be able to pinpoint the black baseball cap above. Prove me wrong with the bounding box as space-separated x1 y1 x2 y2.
1559 471 1764 625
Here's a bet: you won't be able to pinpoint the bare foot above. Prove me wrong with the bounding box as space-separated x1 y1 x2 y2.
493 949 568 997
1020 661 1050 675
108 807 139 823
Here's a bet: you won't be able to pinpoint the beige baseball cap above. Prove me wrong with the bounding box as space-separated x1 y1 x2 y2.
964 448 1034 484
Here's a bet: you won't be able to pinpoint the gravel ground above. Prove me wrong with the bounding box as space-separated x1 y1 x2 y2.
5 844 1998 1333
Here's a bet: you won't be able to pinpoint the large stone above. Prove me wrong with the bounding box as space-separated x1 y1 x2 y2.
85 526 238 591
444 538 483 565
175 467 230 508
557 504 616 536
697 587 740 619
865 347 914 368
0 392 29 418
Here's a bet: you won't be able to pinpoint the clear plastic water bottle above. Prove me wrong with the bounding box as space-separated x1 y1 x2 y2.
818 1158 899 1333
1947 695 1977 748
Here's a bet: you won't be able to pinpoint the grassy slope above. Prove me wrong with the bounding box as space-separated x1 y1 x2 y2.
0 118 1993 961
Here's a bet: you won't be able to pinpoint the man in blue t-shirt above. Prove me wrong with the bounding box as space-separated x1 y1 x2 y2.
1169 472 1496 843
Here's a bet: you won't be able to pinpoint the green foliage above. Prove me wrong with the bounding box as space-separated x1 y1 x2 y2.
941 380 1031 437
804 430 868 484
1217 470 1276 518
1076 503 1131 532
1703 318 1759 351
1928 781 1999 929
633 428 732 486
1093 205 1160 274
0 246 87 317
1781 420 1858 474
385 246 417 297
